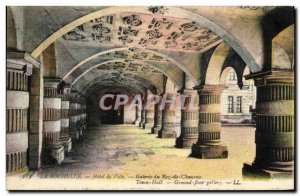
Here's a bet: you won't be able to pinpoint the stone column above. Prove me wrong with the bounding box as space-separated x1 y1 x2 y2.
191 85 228 159
80 98 87 131
143 98 155 129
77 97 86 132
176 90 199 148
60 85 72 153
158 93 177 138
69 94 80 140
6 60 32 173
135 105 142 126
151 96 163 134
76 98 83 137
243 71 294 178
139 98 146 127
42 78 64 164
174 93 182 137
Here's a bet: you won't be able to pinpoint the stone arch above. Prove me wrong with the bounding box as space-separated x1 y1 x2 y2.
242 66 251 82
220 65 246 89
165 78 178 93
219 66 234 85
262 7 295 40
97 86 143 97
205 43 231 85
272 24 294 70
206 42 248 88
28 6 261 72
272 43 292 70
77 74 158 96
69 59 178 90
86 85 145 126
86 84 146 97
62 47 191 86
260 7 295 71
7 7 17 50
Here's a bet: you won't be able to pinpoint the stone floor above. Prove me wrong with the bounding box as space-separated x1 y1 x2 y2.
7 125 294 190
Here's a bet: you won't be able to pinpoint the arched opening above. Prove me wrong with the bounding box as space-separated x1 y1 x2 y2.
220 67 256 125
6 6 295 191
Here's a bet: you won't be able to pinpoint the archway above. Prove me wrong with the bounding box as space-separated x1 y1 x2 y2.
6 6 295 190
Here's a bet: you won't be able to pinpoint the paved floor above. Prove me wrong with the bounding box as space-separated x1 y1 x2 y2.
7 125 293 190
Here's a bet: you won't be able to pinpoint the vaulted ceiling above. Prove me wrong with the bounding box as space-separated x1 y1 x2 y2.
7 6 294 98
62 12 222 53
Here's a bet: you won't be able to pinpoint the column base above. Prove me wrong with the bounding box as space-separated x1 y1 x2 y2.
139 121 144 127
158 129 177 138
143 123 154 129
81 121 87 131
80 125 86 132
77 126 83 137
134 120 140 126
69 129 79 140
43 142 65 165
7 166 28 175
60 136 72 153
151 126 161 134
191 144 228 159
141 122 146 129
176 137 198 148
242 162 294 179
51 143 65 165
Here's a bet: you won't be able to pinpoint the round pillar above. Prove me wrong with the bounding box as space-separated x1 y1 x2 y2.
69 96 80 140
42 78 64 165
135 105 142 126
158 93 177 138
139 109 146 127
243 72 294 178
76 99 83 136
81 101 87 124
78 98 87 132
139 99 146 127
60 86 72 153
176 90 199 148
191 85 228 159
143 103 155 129
151 97 163 134
6 62 31 173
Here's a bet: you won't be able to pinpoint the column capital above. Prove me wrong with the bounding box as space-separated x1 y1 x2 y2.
177 88 184 94
44 78 62 98
245 70 294 86
44 77 62 88
180 89 198 95
7 55 33 76
193 84 225 94
61 83 71 92
61 85 71 101
7 51 40 70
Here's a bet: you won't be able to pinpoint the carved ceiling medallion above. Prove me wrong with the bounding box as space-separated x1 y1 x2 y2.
147 6 168 15
122 15 142 26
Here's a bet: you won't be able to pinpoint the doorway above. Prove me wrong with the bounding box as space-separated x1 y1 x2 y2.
100 93 124 124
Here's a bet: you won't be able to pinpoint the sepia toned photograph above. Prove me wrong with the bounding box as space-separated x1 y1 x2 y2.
5 5 295 191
